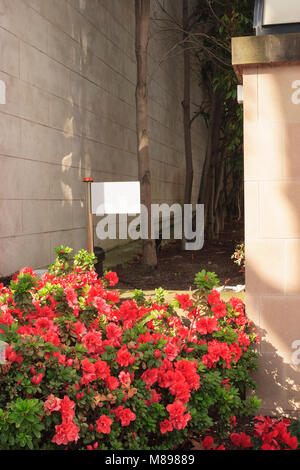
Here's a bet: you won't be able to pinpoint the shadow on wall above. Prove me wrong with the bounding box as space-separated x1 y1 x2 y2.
58 1 139 253
58 2 107 252
246 262 300 418
244 63 300 417
55 0 205 254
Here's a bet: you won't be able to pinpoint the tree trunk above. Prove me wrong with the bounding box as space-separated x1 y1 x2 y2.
181 0 194 249
213 157 225 239
198 90 222 235
135 0 157 268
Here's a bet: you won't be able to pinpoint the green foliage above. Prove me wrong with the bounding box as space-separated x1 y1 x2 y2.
0 399 45 450
133 289 146 306
49 246 96 276
289 420 300 450
48 245 73 276
154 287 167 305
232 242 245 269
74 249 97 272
9 272 38 311
192 1 254 230
194 269 219 292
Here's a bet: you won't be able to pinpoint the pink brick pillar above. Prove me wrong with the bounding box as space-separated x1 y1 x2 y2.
232 34 300 416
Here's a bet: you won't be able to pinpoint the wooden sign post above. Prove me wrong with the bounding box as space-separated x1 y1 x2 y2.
83 177 94 254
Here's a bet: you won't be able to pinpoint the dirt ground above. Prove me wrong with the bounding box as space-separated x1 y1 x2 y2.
115 221 245 291
0 221 244 291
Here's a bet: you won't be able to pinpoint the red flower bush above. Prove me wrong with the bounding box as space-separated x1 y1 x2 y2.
0 248 263 450
201 415 298 450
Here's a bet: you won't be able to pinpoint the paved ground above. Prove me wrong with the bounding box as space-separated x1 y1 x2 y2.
118 289 245 303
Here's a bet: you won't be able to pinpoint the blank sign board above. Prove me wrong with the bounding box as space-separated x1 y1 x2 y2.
91 182 140 215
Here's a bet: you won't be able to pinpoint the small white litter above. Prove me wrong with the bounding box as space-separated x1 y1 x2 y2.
34 269 48 279
0 340 7 364
215 284 245 293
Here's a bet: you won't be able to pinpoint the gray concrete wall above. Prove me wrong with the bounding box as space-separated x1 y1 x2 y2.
0 0 207 276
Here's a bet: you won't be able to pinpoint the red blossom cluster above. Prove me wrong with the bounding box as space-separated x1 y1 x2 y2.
230 432 253 448
253 415 298 450
141 358 200 406
45 395 80 446
202 436 225 450
201 415 298 450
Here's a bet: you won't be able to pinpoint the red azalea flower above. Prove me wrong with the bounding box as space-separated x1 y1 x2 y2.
211 301 227 319
93 296 111 315
207 290 221 306
166 401 191 430
196 316 218 335
105 376 119 391
164 342 179 361
44 395 61 416
119 370 131 388
160 419 173 434
119 300 139 325
116 345 135 367
94 359 111 381
230 416 237 427
175 360 200 391
105 272 119 286
231 432 253 448
60 396 75 422
73 321 87 339
141 368 159 386
174 294 193 310
5 345 23 364
96 415 112 434
52 421 79 446
114 406 136 427
64 287 78 308
103 290 120 304
32 373 43 385
202 436 214 450
82 330 103 354
105 322 122 346
285 435 298 450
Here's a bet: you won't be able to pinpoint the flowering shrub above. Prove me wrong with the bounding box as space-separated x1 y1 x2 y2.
0 248 260 450
202 415 298 450
49 246 97 277
231 243 245 271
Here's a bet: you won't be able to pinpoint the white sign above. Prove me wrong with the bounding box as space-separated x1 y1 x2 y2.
91 181 140 215
0 80 6 104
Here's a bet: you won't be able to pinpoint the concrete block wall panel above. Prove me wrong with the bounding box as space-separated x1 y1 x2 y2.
243 63 300 416
0 0 207 276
